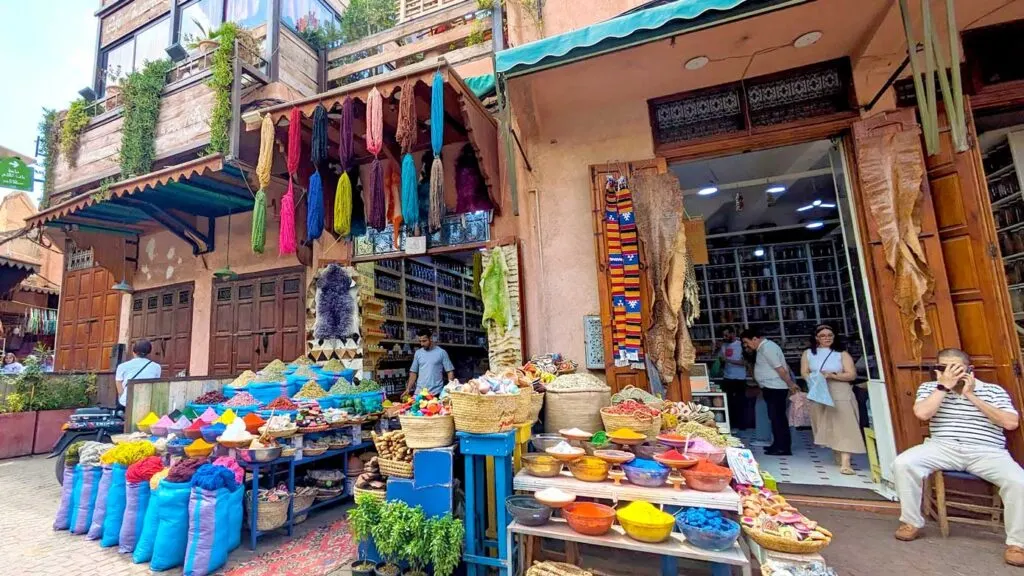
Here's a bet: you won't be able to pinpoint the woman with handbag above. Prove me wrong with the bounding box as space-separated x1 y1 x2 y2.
800 324 865 475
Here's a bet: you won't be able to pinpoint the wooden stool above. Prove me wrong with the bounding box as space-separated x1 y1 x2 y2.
925 471 1004 537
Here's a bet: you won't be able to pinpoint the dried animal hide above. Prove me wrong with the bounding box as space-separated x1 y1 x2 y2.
856 128 934 358
313 264 356 340
632 173 700 381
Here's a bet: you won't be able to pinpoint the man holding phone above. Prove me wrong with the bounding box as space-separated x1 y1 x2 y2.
893 347 1024 567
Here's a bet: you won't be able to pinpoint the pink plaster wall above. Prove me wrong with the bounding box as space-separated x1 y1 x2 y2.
505 0 651 47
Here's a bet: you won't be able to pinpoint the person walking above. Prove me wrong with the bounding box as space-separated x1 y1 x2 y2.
893 347 1024 567
741 327 799 455
717 326 749 430
115 340 161 409
404 328 455 397
800 325 866 474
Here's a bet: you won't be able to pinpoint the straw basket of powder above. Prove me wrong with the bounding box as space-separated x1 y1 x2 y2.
449 391 517 434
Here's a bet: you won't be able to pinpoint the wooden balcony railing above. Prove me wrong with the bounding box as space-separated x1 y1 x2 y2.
326 0 492 88
399 0 467 23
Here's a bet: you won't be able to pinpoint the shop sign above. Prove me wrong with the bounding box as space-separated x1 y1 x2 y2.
0 156 33 192
405 236 427 254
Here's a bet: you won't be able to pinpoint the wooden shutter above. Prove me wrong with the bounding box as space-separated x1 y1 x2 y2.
129 283 193 376
56 266 121 372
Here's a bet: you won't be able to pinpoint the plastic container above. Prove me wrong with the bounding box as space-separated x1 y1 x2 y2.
676 517 740 551
256 409 298 420
622 460 671 487
562 502 616 536
568 456 610 482
680 469 732 492
617 511 675 543
522 454 562 477
530 434 564 452
505 495 553 527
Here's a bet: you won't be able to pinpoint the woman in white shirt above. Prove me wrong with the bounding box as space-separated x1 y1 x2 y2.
800 324 866 474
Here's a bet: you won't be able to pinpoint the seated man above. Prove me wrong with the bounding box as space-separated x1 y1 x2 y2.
894 347 1024 567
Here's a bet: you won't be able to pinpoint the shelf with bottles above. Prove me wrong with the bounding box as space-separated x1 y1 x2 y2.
405 282 436 303
438 309 464 327
404 259 436 284
375 274 401 295
406 302 437 323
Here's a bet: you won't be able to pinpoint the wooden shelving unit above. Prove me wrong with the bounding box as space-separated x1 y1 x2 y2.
985 132 1024 358
691 391 731 434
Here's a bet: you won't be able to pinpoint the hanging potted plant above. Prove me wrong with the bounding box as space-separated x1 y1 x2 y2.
347 493 381 576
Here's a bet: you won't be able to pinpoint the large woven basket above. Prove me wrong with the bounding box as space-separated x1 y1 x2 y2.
544 389 610 434
378 457 414 478
742 527 830 554
513 391 532 424
449 391 516 434
399 414 455 448
528 392 544 422
353 486 387 502
293 490 317 524
244 493 292 532
600 408 661 438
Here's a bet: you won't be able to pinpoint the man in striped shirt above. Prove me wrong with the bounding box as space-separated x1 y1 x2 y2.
894 348 1024 567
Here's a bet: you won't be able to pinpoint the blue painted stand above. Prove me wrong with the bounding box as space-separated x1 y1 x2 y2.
458 431 514 576
386 446 455 518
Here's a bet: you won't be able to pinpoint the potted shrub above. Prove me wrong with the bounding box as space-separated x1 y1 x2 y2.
0 392 37 459
401 506 429 576
372 501 420 576
347 493 382 576
0 356 94 456
185 19 221 53
429 513 465 576
104 65 125 99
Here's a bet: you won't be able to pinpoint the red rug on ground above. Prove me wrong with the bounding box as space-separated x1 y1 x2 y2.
225 519 357 576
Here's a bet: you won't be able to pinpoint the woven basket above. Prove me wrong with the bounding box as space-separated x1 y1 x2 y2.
353 486 387 502
399 414 455 448
449 391 517 434
378 457 414 478
513 391 532 424
244 493 291 532
742 527 830 554
544 389 610 434
293 490 317 524
528 393 544 422
303 447 328 457
600 408 661 438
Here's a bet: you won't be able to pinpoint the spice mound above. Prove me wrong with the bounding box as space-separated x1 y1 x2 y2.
320 358 345 372
231 370 257 387
548 441 579 455
295 380 327 399
266 396 298 410
618 501 672 524
605 400 660 418
224 391 261 407
690 460 732 478
608 428 645 440
193 390 227 405
292 365 316 378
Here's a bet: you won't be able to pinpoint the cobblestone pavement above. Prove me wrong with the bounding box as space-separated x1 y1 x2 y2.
0 454 350 576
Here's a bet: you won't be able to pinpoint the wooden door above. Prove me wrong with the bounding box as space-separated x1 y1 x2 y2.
55 266 121 372
129 283 193 376
209 268 305 376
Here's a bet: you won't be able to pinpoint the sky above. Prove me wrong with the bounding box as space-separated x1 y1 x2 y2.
0 1 97 202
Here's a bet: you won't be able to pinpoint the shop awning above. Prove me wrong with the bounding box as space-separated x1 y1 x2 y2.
0 255 40 295
494 0 806 77
26 154 280 255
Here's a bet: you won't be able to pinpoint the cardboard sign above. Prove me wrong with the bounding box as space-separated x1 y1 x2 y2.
405 236 426 254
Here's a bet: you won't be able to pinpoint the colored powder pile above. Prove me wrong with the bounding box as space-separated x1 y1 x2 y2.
686 438 719 452
185 438 216 458
65 441 85 467
691 460 732 477
150 468 170 490
100 441 157 466
262 359 288 377
168 437 193 447
170 416 192 433
242 412 265 433
199 407 219 423
79 442 114 466
321 358 345 372
568 502 613 519
231 370 257 387
213 457 244 484
609 428 645 440
590 431 608 445
194 390 227 404
328 378 355 395
266 396 298 410
191 463 238 490
126 456 165 483
295 380 327 399
660 449 696 462
202 423 226 437
137 412 158 429
292 365 316 378
224 392 261 407
167 457 206 483
618 501 672 525
181 406 199 420
659 432 686 442
627 458 667 471
292 356 313 366
216 409 238 425
153 415 175 430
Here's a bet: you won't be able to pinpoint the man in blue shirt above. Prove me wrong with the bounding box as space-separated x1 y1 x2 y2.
405 328 455 397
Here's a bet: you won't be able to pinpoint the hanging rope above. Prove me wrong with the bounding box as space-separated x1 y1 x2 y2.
307 171 324 242
387 163 402 247
366 87 386 230
396 80 417 152
429 71 445 233
251 114 275 254
339 97 354 168
401 153 419 230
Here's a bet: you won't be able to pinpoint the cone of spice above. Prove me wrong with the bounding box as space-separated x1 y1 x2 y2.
242 412 266 434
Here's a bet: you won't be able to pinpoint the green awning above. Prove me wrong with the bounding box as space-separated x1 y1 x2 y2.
495 0 806 77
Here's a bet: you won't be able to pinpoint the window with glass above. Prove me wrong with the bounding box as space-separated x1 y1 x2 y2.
282 0 340 36
179 0 224 50
99 16 170 96
226 0 269 30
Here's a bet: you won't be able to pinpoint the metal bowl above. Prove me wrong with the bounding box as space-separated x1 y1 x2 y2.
236 446 283 463
506 495 553 526
530 433 564 452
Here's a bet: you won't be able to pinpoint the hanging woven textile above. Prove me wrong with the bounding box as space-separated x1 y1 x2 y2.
280 107 302 255
604 175 644 368
428 71 445 233
366 87 386 230
401 154 418 230
251 114 274 254
455 143 493 213
386 162 402 247
334 98 354 237
396 80 420 230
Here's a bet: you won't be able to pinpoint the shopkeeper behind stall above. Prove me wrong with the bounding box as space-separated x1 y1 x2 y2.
405 328 455 397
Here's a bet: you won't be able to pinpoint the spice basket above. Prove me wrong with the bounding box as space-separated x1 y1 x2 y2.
741 527 830 554
544 389 610 434
257 425 298 439
244 492 291 531
528 392 545 422
449 391 517 434
398 414 455 448
377 457 413 478
600 408 660 438
513 391 532 424
353 486 387 502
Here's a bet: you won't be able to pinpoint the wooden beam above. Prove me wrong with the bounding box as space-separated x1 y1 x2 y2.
327 17 491 83
328 0 478 60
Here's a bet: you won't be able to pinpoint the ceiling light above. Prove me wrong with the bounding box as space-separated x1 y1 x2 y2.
806 221 824 229
819 202 836 208
813 199 822 206
753 248 765 257
794 31 823 49
797 205 814 212
685 56 709 70
697 186 718 196
766 186 786 194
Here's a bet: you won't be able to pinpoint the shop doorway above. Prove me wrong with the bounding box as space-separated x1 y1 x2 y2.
673 139 892 498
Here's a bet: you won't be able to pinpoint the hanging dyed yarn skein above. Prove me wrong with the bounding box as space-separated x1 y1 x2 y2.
366 87 386 230
334 97 353 237
279 107 302 255
251 114 274 254
307 104 328 242
429 71 445 233
395 80 420 231
386 163 402 247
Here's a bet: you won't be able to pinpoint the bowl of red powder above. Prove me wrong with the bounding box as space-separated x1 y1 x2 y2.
681 460 733 492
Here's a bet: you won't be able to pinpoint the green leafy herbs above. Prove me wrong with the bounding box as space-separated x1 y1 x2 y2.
119 58 174 177
207 22 239 156
37 109 59 208
347 493 383 561
347 495 463 574
0 357 95 412
60 98 94 168
429 513 465 576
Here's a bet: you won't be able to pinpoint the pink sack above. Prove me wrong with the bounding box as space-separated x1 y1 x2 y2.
788 391 811 428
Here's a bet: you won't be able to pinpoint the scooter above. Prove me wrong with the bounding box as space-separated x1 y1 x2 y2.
49 407 125 484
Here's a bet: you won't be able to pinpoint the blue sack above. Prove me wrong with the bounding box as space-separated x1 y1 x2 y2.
87 464 115 539
70 465 103 535
183 485 244 576
149 480 193 571
119 480 152 554
101 463 129 547
133 481 163 564
53 465 77 530
248 381 287 405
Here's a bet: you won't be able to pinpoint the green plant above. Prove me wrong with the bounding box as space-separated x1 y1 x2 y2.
429 513 464 576
340 0 397 42
401 506 430 575
60 98 93 168
119 58 173 177
206 22 239 155
476 0 494 9
1 392 27 413
90 177 115 203
6 357 95 411
38 109 60 208
347 493 382 564
466 20 487 47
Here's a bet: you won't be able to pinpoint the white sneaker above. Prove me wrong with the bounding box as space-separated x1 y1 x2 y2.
750 439 772 447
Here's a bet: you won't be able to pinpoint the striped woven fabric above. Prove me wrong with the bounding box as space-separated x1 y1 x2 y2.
604 175 644 367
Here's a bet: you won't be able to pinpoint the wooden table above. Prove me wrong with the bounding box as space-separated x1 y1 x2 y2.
513 469 743 512
507 518 751 576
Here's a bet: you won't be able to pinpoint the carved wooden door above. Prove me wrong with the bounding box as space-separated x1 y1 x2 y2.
129 283 193 376
56 266 121 372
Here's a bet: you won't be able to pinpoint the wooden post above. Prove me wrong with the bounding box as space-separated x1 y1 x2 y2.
268 0 282 81
229 40 242 161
